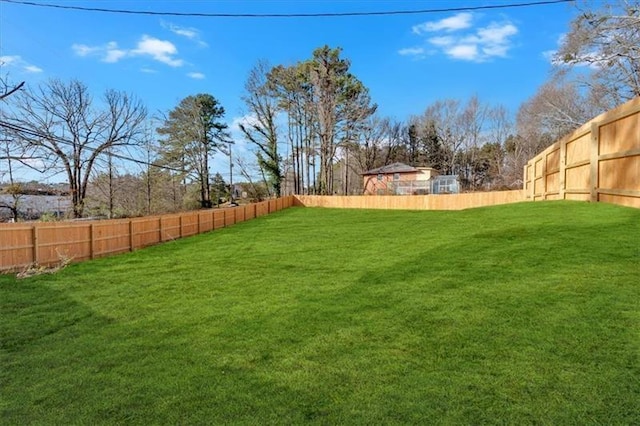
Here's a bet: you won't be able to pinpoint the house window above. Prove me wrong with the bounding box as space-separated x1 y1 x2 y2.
393 173 400 181
377 173 383 181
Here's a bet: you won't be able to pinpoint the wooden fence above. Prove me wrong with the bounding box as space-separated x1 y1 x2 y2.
524 96 640 208
0 196 294 272
293 190 525 210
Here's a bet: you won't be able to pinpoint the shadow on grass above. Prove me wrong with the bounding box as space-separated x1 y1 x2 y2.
0 276 114 353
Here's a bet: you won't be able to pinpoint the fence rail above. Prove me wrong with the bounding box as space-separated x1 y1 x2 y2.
524 96 640 208
293 190 524 210
0 196 294 272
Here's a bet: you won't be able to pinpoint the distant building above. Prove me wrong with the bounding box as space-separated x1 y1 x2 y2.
362 163 459 195
362 163 438 195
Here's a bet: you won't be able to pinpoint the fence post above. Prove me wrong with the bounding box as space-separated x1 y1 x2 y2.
523 164 528 200
541 153 547 200
590 122 600 202
559 139 567 200
129 220 134 252
90 223 95 259
528 163 534 201
32 225 38 265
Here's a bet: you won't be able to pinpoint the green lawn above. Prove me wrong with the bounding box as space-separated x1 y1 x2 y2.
1 201 639 424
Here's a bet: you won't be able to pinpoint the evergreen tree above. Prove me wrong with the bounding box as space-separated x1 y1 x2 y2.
157 94 229 208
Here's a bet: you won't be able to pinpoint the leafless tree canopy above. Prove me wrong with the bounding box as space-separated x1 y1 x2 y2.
555 0 640 106
240 60 282 197
3 79 147 217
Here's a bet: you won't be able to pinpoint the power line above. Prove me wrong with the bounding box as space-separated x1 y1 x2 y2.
0 120 187 174
1 0 575 18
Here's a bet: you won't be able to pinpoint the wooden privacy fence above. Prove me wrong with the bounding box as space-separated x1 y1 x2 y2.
524 96 640 208
293 190 524 210
0 196 293 272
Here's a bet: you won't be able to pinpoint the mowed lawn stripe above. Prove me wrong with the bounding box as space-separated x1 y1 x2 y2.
1 201 639 424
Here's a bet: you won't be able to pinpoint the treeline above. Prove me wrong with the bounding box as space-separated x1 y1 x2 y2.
1 0 637 219
239 49 516 196
237 0 639 197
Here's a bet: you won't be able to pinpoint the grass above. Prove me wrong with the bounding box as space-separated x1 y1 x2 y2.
1 201 639 424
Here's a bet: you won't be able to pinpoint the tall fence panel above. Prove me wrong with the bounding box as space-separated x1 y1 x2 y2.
0 196 294 273
524 96 640 208
92 220 130 258
293 190 524 211
160 215 181 241
256 201 269 217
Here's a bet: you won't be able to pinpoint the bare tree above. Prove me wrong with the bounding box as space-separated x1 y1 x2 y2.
353 115 391 173
517 76 602 145
0 71 24 101
0 81 24 101
352 115 406 173
140 123 160 215
555 0 640 106
423 99 466 175
459 95 490 189
487 105 517 187
1 75 48 178
240 61 283 197
88 150 120 218
0 138 22 221
235 155 270 201
510 78 592 186
3 79 147 217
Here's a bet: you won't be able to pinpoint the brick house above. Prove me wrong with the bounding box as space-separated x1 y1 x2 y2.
362 163 439 195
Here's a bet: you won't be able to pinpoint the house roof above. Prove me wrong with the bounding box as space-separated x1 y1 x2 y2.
361 162 418 175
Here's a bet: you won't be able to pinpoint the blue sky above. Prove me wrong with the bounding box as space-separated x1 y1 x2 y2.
1 0 577 181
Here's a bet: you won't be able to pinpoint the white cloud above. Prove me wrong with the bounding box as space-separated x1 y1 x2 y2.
231 114 259 134
401 14 518 63
162 21 208 47
140 67 157 73
398 47 425 56
187 72 205 79
428 36 455 47
104 45 127 63
477 23 518 45
24 65 43 73
171 26 196 39
0 55 44 73
0 55 19 65
446 44 479 61
73 42 127 63
412 13 473 34
72 35 184 67
72 44 98 57
132 35 183 67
